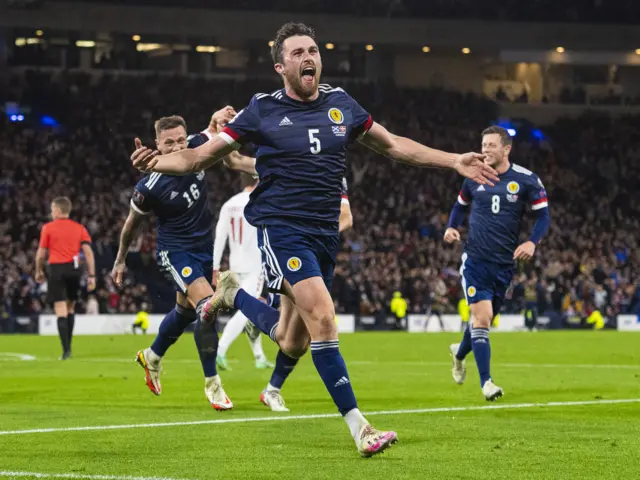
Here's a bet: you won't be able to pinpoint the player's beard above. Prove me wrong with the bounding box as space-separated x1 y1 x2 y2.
289 71 318 100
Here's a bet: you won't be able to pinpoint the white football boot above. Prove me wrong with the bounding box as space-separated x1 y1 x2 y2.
482 379 504 401
260 389 290 412
205 376 233 411
201 271 240 321
449 343 467 385
356 424 399 458
136 348 162 396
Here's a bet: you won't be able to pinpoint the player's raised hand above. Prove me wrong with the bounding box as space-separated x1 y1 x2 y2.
514 240 536 261
210 106 238 133
455 153 499 186
443 227 461 244
131 137 159 172
111 261 126 288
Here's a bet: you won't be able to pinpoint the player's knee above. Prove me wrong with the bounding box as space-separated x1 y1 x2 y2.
309 309 338 340
279 338 309 359
472 313 492 329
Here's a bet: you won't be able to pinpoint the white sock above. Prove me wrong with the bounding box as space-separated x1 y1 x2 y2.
266 383 280 393
146 347 162 365
218 310 249 357
248 332 266 361
205 374 220 386
344 408 368 442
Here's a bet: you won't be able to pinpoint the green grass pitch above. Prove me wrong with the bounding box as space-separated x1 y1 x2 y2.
1 331 639 480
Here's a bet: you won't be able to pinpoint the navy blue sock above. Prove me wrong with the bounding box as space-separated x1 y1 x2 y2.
456 323 472 360
269 350 299 389
234 289 280 342
471 327 491 386
195 296 218 377
150 305 196 357
311 341 358 416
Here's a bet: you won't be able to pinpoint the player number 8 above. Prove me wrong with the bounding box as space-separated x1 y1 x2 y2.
308 129 321 154
491 195 500 214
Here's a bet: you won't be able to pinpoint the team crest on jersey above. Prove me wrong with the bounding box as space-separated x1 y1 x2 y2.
332 125 347 137
287 257 302 272
181 267 193 278
467 286 477 297
328 108 344 125
197 171 205 181
506 181 520 194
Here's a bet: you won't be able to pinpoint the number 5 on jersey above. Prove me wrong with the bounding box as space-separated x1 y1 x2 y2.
183 183 200 207
309 129 321 154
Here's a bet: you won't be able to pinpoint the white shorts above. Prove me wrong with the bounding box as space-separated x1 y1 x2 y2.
237 270 265 298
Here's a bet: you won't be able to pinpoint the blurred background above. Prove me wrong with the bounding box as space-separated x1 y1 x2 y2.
1 0 639 334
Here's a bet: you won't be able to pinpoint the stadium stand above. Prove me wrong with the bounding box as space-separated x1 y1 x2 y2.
1 71 638 329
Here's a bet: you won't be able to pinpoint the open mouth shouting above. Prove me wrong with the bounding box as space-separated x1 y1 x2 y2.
301 64 316 85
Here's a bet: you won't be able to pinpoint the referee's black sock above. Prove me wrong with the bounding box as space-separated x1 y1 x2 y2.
57 316 70 355
67 313 75 352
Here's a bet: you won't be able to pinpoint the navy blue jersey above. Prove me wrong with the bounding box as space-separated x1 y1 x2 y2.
131 132 213 251
457 163 548 265
220 85 372 235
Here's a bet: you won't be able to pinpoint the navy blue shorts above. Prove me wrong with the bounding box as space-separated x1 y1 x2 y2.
157 247 213 294
459 253 514 313
258 225 339 293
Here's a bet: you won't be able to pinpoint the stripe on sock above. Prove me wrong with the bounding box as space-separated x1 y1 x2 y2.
269 322 279 342
310 340 339 351
471 328 489 339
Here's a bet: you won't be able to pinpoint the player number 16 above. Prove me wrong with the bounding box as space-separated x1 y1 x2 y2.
183 183 200 208
308 129 321 154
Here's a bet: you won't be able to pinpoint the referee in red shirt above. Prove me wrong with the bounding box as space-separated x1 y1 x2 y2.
35 197 96 359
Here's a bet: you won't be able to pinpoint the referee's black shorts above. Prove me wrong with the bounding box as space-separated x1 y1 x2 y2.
48 262 81 303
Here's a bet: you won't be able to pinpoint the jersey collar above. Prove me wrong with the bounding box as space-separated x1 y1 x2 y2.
281 88 325 107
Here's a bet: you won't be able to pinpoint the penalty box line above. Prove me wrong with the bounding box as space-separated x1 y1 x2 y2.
1 398 639 437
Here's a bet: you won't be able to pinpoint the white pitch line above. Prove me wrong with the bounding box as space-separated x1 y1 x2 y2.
3 357 638 370
0 353 36 361
0 472 191 480
1 398 638 437
351 361 640 370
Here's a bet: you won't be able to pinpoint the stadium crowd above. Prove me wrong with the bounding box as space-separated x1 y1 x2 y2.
1 71 638 328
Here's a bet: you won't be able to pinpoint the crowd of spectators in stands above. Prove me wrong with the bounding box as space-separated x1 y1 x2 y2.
1 71 638 331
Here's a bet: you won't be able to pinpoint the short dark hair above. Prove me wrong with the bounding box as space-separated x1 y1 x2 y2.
481 126 512 146
271 22 316 64
154 115 187 137
240 172 258 189
52 196 72 214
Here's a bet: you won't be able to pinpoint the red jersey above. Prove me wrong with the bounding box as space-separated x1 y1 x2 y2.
39 218 92 264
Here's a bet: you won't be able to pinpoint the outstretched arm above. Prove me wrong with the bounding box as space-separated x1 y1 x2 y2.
358 122 499 185
132 136 236 175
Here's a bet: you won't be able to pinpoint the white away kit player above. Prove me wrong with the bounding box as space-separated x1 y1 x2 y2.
214 173 273 370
